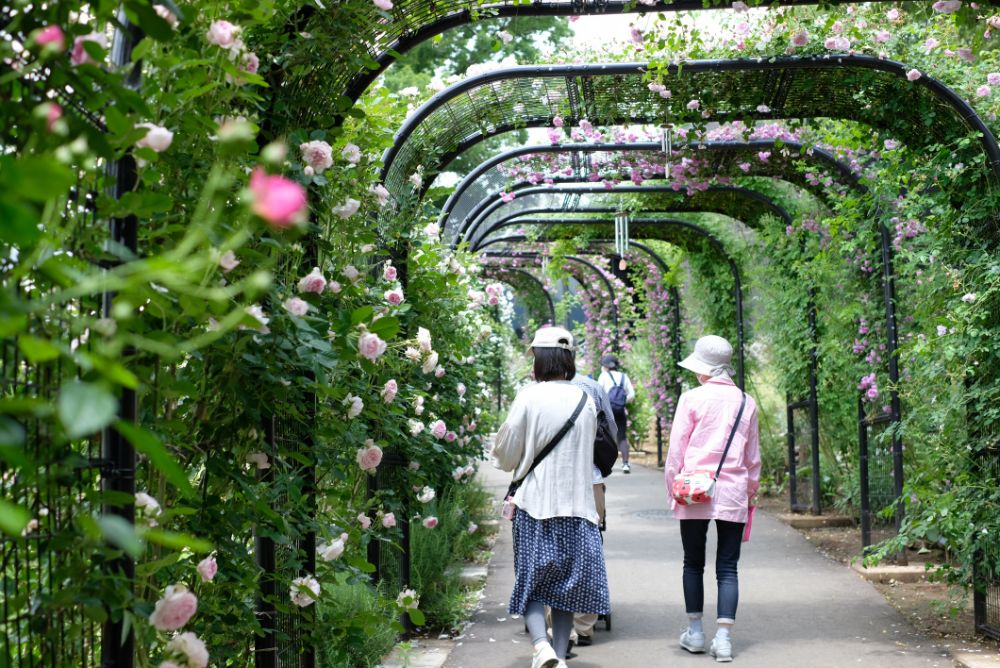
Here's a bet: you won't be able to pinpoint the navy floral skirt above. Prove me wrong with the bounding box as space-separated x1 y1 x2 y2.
509 509 610 615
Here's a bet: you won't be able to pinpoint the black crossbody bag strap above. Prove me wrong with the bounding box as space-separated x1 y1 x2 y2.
713 392 747 480
507 391 588 498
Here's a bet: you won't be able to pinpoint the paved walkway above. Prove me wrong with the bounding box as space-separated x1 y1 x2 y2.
445 461 954 668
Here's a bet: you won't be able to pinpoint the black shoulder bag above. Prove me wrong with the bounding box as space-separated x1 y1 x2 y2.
504 391 589 505
593 411 619 478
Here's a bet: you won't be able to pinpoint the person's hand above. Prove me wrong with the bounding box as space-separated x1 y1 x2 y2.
749 494 758 507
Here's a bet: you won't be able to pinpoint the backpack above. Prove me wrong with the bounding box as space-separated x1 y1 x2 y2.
608 372 628 412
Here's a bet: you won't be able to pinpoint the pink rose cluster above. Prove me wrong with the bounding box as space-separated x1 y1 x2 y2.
429 420 447 439
249 168 307 229
382 378 398 403
858 373 879 401
298 267 327 294
149 584 198 631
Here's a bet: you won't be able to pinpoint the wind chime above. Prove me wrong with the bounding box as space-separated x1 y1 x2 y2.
614 208 629 271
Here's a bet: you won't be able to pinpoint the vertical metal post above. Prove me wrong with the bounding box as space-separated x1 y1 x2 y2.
877 221 905 539
400 514 413 637
787 398 797 513
301 391 317 668
807 290 821 515
858 397 872 551
729 257 745 390
255 419 277 668
670 286 683 403
101 13 142 668
656 417 664 468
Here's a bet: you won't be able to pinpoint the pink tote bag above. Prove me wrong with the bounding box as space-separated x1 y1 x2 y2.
742 505 757 543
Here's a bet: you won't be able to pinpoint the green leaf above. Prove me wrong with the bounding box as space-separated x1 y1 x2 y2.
115 421 193 497
368 317 400 340
350 306 374 326
407 608 426 627
0 415 26 448
144 528 212 553
98 514 144 558
0 498 30 537
124 0 175 41
83 354 140 389
57 381 119 439
0 200 41 246
0 155 75 203
0 314 27 338
17 335 60 363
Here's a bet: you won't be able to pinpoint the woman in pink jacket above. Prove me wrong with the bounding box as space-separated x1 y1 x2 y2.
664 335 761 663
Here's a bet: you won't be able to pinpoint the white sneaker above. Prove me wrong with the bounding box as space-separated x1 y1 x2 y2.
622 462 631 474
709 636 733 662
531 643 559 668
679 629 706 653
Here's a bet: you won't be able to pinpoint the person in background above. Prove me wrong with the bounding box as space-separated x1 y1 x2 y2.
570 364 617 646
493 327 610 668
664 335 761 663
597 354 636 474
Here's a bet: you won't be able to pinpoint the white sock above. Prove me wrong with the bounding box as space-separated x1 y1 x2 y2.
688 616 703 634
716 626 731 641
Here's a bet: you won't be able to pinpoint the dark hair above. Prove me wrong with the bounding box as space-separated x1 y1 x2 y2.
600 354 619 370
533 347 576 381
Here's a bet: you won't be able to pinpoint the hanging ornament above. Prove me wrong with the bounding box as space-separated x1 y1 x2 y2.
614 209 629 270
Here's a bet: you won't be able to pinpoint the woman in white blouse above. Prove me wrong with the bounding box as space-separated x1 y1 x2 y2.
493 326 610 668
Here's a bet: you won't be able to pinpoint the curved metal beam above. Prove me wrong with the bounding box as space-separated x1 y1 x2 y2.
436 139 861 224
483 249 620 352
479 223 746 388
462 184 792 248
381 57 1000 192
480 266 556 325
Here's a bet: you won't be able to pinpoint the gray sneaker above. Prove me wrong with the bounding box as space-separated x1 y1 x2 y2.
679 629 705 653
710 636 733 662
622 462 631 474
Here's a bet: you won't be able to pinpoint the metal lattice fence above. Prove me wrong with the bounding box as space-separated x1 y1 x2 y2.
857 397 904 562
787 398 820 515
366 449 412 634
257 413 317 668
974 446 1000 640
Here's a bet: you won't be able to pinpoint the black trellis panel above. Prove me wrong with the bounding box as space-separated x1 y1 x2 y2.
256 413 317 668
366 449 412 635
787 398 820 515
974 445 1000 640
857 397 905 563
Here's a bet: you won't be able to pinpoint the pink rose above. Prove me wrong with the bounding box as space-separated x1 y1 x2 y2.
444 431 457 442
283 297 309 316
70 33 107 66
933 0 962 12
467 522 478 534
149 584 198 631
342 143 362 164
686 99 700 110
989 73 1000 86
328 280 342 294
135 123 173 153
206 20 239 48
977 84 992 97
422 516 439 529
383 264 398 281
358 513 372 529
374 0 393 9
430 420 447 439
298 267 327 293
552 115 564 127
887 8 900 20
385 288 404 305
358 332 387 361
500 192 515 203
241 52 260 74
456 383 466 397
874 30 890 43
246 452 270 469
382 379 398 403
357 442 383 471
906 69 922 81
299 140 333 174
382 512 397 528
196 555 218 583
333 198 360 219
34 25 66 52
370 183 391 206
434 366 445 378
249 168 307 229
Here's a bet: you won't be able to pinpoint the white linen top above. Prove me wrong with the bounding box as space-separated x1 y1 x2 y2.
492 380 599 525
597 370 636 403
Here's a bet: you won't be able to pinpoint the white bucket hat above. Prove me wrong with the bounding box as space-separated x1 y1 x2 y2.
530 326 574 351
678 335 735 378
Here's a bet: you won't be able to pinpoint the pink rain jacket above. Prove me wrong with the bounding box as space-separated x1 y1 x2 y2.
664 377 761 524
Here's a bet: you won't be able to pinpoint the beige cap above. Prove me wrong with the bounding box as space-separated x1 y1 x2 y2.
529 326 574 351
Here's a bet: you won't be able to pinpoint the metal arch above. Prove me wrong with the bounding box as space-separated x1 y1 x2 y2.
437 139 861 224
462 184 791 248
481 265 556 325
380 57 1000 191
477 220 747 388
339 1 922 107
483 248 621 351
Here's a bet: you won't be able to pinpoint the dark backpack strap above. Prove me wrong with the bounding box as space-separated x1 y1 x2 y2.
508 391 588 496
713 392 747 480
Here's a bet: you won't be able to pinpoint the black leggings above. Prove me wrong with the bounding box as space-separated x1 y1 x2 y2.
612 407 628 462
679 519 745 621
